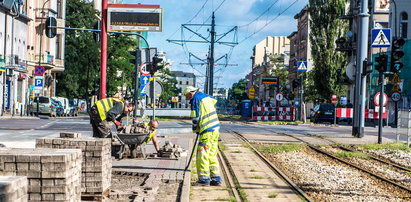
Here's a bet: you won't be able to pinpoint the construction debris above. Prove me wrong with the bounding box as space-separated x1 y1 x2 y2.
150 141 188 158
119 123 151 134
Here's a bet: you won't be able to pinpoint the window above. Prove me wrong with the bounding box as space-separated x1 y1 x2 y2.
179 81 182 84
186 81 189 85
400 12 408 38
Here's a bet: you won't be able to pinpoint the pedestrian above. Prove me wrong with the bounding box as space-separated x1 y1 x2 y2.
184 86 222 186
89 98 134 138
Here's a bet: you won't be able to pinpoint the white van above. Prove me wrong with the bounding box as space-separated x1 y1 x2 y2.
52 97 70 116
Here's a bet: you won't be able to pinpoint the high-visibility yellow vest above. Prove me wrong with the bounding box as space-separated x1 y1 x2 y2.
190 92 220 134
95 98 122 121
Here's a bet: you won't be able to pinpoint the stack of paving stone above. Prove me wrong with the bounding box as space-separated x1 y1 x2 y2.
36 133 112 194
0 147 82 201
0 176 28 201
158 141 188 158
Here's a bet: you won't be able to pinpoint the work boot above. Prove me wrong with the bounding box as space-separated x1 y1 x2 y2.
192 178 210 186
210 176 222 186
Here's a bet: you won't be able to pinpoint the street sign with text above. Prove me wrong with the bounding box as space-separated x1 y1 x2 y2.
391 92 401 102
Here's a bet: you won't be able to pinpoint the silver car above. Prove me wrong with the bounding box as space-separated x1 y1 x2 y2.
29 96 57 117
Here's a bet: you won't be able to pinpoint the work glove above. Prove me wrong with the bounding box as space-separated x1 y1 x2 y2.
114 121 121 127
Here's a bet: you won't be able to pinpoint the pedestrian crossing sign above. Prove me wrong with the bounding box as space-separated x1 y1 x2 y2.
297 61 308 71
371 28 391 48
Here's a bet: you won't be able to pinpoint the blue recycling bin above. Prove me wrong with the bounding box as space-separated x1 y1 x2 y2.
241 100 252 117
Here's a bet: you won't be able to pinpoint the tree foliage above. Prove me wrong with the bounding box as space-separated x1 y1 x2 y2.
308 0 348 101
228 79 248 103
269 54 289 94
157 68 179 104
57 0 99 98
58 0 138 99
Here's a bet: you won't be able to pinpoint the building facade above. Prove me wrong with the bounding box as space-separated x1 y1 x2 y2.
0 1 30 115
246 36 290 104
172 70 196 105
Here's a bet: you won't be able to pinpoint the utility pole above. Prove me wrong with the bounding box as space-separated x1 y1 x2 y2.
353 0 369 138
167 13 237 95
207 13 216 95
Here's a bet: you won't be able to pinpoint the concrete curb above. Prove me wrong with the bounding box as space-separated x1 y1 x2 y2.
180 138 192 202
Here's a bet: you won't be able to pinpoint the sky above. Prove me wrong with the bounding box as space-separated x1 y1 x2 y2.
121 0 309 89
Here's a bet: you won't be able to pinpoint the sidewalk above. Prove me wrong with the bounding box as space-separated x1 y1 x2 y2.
0 114 39 120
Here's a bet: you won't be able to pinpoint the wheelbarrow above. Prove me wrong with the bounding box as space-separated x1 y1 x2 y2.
111 131 149 159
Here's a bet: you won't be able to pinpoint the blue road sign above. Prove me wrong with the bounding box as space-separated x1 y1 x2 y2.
372 28 391 48
34 77 43 88
140 75 150 95
297 61 308 71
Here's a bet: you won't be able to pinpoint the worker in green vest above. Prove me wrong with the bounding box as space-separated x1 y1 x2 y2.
184 86 222 186
89 98 134 138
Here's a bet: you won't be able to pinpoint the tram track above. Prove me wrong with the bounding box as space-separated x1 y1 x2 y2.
229 128 411 201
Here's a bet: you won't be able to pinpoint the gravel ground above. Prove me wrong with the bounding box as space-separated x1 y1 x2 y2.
323 146 411 188
359 148 411 168
261 147 411 202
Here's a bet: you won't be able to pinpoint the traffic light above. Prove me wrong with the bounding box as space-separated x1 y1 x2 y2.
45 17 57 38
292 78 301 90
391 38 405 73
375 54 388 73
129 51 137 65
93 21 101 42
149 55 164 75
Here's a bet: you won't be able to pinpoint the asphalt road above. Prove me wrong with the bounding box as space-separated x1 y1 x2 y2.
0 116 408 148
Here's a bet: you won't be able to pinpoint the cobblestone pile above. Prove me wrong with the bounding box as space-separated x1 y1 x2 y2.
0 176 28 202
36 133 112 194
0 147 82 201
157 141 187 158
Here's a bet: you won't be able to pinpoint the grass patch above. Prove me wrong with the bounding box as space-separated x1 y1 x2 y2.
250 175 264 179
249 169 257 172
218 114 249 122
268 193 278 198
219 142 227 151
358 143 410 152
215 197 237 202
253 144 303 154
232 150 242 153
336 151 369 159
402 171 411 174
238 188 248 199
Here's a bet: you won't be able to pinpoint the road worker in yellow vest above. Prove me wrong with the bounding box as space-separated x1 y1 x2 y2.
89 98 134 138
184 86 222 186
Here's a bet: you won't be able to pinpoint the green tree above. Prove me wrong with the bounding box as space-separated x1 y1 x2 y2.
308 0 348 101
269 54 289 94
106 34 138 96
229 79 248 103
156 68 179 104
57 0 99 99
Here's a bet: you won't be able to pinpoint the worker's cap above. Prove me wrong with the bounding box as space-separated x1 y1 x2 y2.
183 86 198 95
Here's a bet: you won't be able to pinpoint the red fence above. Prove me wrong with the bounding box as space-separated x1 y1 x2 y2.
336 108 387 119
252 107 295 121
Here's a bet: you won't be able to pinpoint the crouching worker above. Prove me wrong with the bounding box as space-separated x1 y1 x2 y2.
89 98 134 138
144 120 160 154
184 86 222 186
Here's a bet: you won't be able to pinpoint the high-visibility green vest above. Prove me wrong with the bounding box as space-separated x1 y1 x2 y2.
95 98 122 121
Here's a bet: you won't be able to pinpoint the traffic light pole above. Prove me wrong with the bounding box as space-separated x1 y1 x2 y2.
378 70 384 144
100 0 108 99
353 0 370 138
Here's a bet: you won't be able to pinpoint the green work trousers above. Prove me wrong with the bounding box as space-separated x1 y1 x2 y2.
196 129 220 180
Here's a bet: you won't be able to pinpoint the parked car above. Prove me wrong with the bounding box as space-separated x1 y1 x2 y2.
310 103 336 123
51 99 64 117
29 96 56 117
52 97 70 116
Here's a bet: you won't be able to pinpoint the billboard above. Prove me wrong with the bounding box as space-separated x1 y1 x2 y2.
108 4 163 32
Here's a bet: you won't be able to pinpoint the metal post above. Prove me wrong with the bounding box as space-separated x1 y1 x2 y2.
353 0 370 138
100 0 108 99
299 76 303 121
378 72 384 144
133 50 141 119
208 12 216 96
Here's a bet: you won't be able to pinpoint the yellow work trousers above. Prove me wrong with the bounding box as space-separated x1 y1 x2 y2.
196 129 220 180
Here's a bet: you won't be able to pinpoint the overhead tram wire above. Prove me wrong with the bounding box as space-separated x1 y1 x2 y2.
238 0 281 28
238 0 299 44
166 0 209 41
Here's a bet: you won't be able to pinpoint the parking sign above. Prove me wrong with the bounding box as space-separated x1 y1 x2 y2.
34 76 43 90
